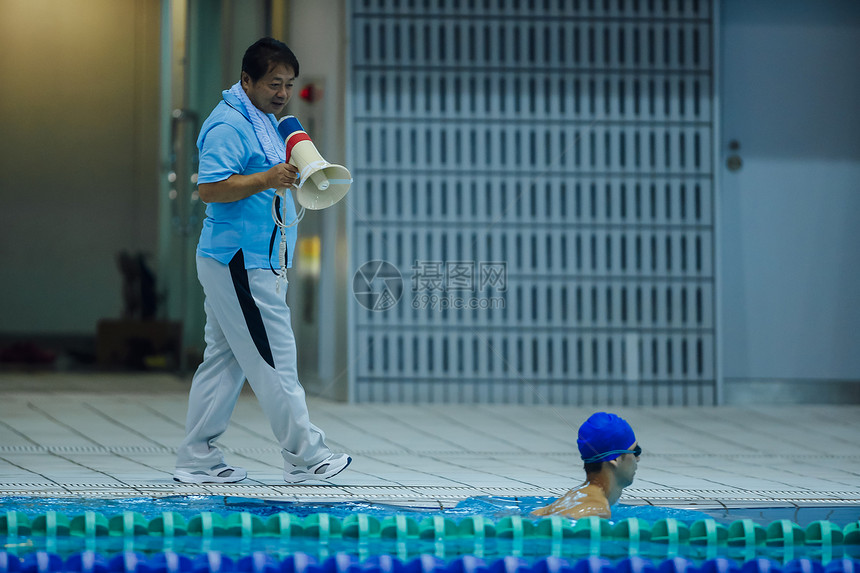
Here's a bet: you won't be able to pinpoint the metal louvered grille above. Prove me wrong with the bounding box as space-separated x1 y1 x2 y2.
348 0 716 404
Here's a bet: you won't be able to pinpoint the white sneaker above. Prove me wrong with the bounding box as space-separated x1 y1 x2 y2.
284 453 351 483
173 463 247 484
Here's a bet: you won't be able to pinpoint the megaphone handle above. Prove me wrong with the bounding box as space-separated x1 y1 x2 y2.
287 158 300 188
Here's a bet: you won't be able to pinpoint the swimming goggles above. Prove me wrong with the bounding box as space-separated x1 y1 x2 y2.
582 444 642 463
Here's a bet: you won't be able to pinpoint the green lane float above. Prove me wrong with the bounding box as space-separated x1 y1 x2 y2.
0 512 30 538
614 518 652 545
728 519 767 547
303 512 342 539
147 512 187 537
224 512 267 538
690 519 728 547
767 520 806 547
30 512 70 537
69 512 109 538
107 512 148 537
342 514 381 539
419 516 459 541
266 511 303 539
380 515 419 540
3 509 858 560
187 512 226 537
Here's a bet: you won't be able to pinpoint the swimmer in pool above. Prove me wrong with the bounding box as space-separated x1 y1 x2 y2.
532 412 640 519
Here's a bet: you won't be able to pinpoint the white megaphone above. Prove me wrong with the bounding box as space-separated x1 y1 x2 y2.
276 115 352 210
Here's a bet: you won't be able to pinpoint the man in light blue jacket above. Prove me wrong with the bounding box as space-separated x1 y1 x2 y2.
174 37 351 485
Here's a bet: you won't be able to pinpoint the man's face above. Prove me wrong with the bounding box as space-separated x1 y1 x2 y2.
241 63 295 115
613 441 640 488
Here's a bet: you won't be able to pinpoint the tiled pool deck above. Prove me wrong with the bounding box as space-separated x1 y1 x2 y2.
1 373 858 511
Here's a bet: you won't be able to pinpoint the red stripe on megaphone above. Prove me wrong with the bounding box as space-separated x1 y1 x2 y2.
285 131 311 160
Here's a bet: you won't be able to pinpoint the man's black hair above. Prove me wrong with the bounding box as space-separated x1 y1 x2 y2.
242 37 299 82
584 461 603 475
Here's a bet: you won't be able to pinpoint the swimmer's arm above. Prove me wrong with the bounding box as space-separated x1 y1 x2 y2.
198 163 298 203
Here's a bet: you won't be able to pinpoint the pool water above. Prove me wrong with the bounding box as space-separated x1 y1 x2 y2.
1 496 858 570
3 495 857 527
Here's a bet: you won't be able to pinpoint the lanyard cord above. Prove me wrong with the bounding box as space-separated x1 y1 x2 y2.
270 189 305 291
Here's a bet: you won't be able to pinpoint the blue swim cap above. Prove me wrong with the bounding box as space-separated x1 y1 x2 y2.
577 412 636 463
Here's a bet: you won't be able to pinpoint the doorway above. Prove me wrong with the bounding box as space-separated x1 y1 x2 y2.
719 0 860 402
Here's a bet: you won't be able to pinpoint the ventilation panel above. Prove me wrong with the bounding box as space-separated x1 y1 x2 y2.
348 0 716 404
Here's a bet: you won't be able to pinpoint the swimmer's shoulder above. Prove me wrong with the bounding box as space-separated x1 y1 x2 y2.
531 483 610 519
563 485 610 518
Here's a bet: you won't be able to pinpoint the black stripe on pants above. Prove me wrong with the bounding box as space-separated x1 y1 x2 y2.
228 250 276 369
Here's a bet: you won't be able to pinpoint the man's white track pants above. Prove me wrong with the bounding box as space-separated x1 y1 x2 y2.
175 252 331 473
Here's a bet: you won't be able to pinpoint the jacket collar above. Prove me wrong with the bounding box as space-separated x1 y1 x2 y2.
222 88 251 122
